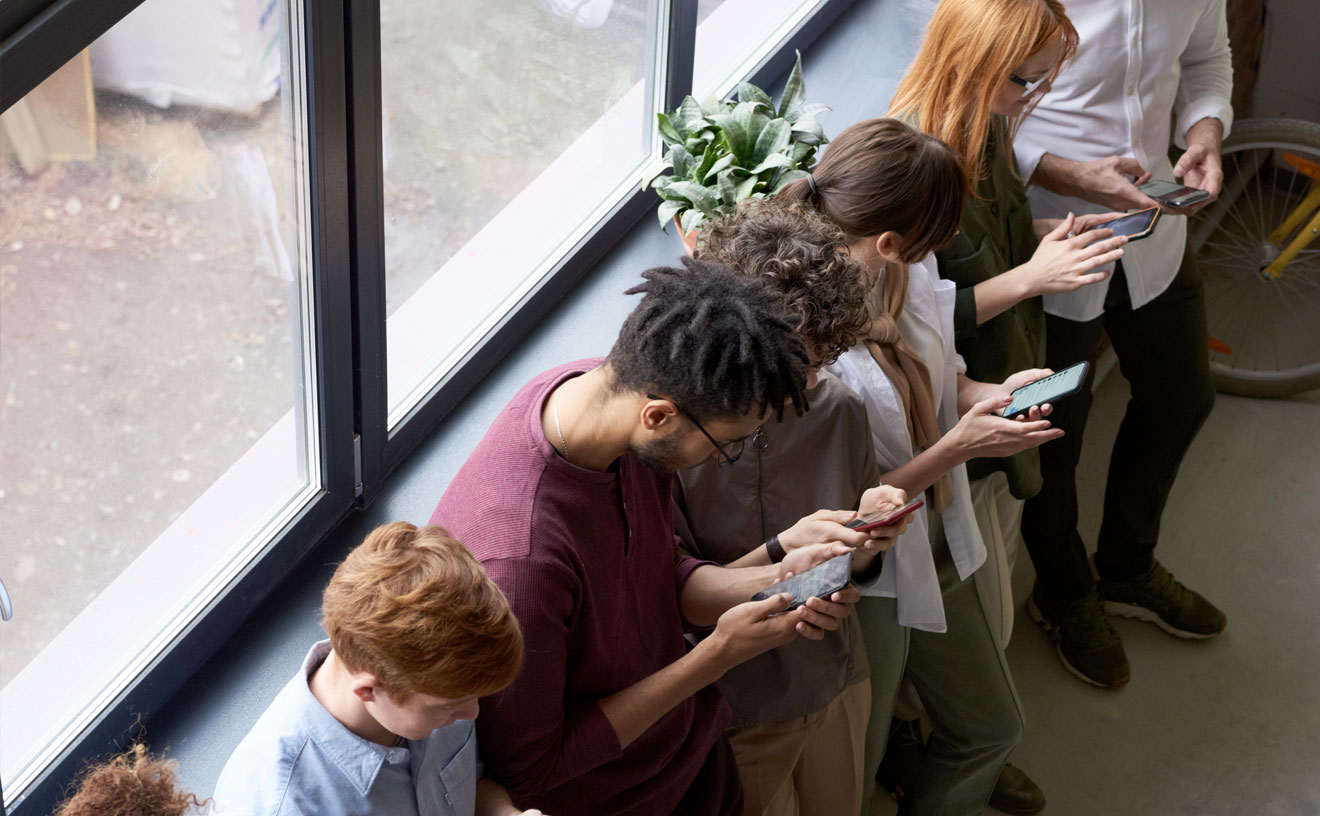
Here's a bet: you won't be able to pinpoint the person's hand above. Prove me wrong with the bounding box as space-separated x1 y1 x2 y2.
708 594 803 664
778 509 874 553
1017 214 1125 296
948 396 1064 459
853 485 909 554
993 368 1057 422
1172 117 1224 215
1071 212 1128 233
779 541 854 583
1043 154 1164 211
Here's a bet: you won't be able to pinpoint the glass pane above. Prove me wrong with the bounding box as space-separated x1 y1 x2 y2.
382 0 661 424
0 0 316 800
693 0 825 100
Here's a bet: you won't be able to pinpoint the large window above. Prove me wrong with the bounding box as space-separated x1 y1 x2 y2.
381 0 666 425
0 0 318 801
0 0 849 809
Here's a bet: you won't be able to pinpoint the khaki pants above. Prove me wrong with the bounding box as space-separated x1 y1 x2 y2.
969 471 1024 649
727 679 870 816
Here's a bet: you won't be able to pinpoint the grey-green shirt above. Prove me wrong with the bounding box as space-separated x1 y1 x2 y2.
935 116 1046 499
673 373 873 727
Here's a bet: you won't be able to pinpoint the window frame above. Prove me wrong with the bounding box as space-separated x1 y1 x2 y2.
0 0 856 811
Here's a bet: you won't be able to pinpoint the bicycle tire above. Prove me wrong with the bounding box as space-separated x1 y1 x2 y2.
1187 117 1320 398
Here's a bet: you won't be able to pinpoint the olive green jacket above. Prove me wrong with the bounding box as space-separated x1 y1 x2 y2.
935 117 1046 499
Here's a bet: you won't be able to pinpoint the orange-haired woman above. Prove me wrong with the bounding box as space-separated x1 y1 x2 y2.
890 0 1126 665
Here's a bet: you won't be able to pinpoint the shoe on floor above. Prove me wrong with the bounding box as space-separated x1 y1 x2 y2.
876 716 926 803
1100 559 1226 638
1027 583 1130 689
990 762 1046 815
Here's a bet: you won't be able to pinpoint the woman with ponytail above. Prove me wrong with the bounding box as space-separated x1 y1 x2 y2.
779 117 1059 815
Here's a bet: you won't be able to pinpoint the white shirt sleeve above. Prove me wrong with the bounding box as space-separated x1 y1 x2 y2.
1173 0 1234 146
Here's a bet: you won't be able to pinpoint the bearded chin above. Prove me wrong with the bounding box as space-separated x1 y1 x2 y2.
634 434 684 474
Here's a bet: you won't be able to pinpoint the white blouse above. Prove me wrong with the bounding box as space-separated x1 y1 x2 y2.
827 255 986 633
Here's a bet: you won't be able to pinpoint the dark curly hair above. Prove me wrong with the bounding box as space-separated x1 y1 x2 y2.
696 198 870 366
608 257 810 422
56 744 209 816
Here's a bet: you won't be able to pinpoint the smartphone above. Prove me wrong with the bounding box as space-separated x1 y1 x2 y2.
751 552 853 610
1138 179 1211 208
1001 361 1091 419
845 498 925 532
1086 206 1160 241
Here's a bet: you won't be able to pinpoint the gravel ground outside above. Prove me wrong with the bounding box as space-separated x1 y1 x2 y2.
0 0 659 688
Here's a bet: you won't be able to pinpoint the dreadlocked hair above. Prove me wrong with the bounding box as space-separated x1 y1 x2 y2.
609 257 811 422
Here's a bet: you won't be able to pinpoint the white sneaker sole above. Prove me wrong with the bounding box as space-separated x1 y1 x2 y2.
1027 596 1124 689
1102 600 1221 640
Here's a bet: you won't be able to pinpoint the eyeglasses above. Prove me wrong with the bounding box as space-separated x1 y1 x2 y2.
647 394 757 466
1008 71 1052 99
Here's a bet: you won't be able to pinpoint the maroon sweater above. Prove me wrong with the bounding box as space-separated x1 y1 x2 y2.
431 360 732 816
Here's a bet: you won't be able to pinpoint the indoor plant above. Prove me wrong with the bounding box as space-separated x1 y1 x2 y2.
649 53 829 251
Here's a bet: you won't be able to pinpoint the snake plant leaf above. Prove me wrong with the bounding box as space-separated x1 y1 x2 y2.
750 118 792 166
772 168 811 192
734 173 759 202
748 152 794 175
709 102 757 163
657 198 684 230
789 140 816 164
666 181 721 218
699 95 724 117
657 113 683 144
736 82 773 109
668 144 694 180
785 102 831 125
680 207 703 235
694 147 721 183
717 169 739 206
777 51 806 119
702 153 736 183
790 114 827 145
677 96 707 136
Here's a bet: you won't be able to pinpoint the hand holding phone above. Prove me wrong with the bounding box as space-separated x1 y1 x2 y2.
1000 361 1090 418
846 499 925 532
1138 179 1210 209
752 552 853 610
1083 207 1160 242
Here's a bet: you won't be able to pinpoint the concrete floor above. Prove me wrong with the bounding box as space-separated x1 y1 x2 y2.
873 362 1320 815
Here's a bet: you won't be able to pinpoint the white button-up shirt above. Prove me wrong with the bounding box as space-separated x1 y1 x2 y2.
827 256 986 633
1014 0 1233 321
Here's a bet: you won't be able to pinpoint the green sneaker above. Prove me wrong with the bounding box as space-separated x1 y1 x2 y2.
1027 584 1130 688
1100 559 1227 639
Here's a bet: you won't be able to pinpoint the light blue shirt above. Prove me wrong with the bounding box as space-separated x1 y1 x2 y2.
213 641 480 816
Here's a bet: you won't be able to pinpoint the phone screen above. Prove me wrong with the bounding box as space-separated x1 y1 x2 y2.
752 552 853 610
1002 362 1089 418
1091 207 1159 239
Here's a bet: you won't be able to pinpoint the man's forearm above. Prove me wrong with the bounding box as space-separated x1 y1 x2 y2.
596 636 730 749
679 563 779 627
1183 116 1223 153
1030 153 1085 199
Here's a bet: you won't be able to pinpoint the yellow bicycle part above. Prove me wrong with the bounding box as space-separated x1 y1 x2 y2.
1260 153 1320 280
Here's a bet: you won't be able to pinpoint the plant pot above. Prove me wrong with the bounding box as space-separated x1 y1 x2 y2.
674 215 699 255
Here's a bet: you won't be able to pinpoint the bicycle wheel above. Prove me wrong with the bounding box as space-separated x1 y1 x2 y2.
1188 117 1320 398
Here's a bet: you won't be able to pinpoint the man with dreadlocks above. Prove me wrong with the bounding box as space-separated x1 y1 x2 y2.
432 258 861 816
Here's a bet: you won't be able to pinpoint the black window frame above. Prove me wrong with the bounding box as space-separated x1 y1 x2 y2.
0 0 855 811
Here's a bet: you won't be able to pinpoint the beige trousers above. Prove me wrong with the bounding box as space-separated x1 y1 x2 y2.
969 471 1025 649
727 679 870 816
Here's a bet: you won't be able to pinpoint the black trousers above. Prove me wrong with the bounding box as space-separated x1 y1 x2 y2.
1021 245 1216 601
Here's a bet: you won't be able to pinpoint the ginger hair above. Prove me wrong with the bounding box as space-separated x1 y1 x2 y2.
322 522 523 701
56 744 207 816
888 0 1077 186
